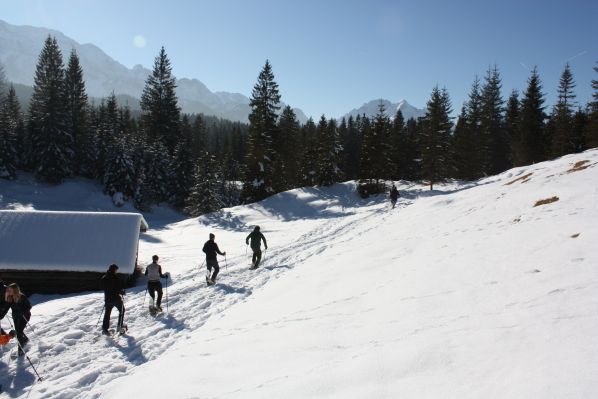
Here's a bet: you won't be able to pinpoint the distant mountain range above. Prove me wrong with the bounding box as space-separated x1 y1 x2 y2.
341 99 426 121
0 19 424 124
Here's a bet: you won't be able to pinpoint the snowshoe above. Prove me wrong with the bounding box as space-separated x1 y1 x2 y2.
149 305 157 316
118 325 128 335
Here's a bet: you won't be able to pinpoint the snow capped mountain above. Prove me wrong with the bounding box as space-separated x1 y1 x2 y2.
343 98 426 121
0 19 308 123
1 150 597 398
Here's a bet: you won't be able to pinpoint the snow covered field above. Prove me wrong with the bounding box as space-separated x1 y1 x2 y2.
1 150 597 398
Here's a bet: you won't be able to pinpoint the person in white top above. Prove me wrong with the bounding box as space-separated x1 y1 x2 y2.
145 255 168 311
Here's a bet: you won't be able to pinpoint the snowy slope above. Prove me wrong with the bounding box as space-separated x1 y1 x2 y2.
1 151 597 398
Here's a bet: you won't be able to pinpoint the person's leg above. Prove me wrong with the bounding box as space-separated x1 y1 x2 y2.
156 283 163 308
147 282 156 305
117 301 125 330
211 262 220 282
254 249 262 267
252 251 258 265
102 303 114 331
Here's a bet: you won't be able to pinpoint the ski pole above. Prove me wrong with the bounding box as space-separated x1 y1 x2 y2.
6 316 43 381
96 305 105 327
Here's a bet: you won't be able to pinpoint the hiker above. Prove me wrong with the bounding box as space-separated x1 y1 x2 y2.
101 264 125 334
0 283 32 356
246 225 268 269
202 233 226 285
390 184 399 208
145 255 169 311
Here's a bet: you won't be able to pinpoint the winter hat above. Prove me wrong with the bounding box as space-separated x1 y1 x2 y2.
108 264 119 272
209 233 215 239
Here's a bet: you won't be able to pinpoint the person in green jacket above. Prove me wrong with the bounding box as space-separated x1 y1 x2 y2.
246 226 267 269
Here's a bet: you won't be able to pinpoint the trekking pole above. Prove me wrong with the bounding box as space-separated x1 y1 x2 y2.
225 254 228 272
6 316 43 381
95 305 105 327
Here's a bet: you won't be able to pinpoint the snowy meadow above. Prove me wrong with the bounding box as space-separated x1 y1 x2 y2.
0 150 597 398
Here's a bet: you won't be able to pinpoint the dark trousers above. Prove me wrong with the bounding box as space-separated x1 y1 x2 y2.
147 281 163 307
103 300 125 331
14 313 30 348
207 259 220 281
252 249 262 267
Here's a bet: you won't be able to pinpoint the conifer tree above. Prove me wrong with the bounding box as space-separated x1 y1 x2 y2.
143 140 171 204
584 62 598 149
342 115 362 180
299 118 318 186
452 77 483 179
169 115 194 209
64 49 88 173
95 95 119 179
241 60 280 202
191 114 208 159
571 108 587 152
480 66 508 174
518 67 547 164
4 85 25 168
0 97 17 179
277 105 301 188
403 117 421 181
505 90 522 166
140 47 181 153
316 117 343 186
550 63 577 157
28 35 73 183
389 109 405 179
185 151 224 216
103 136 136 205
420 86 453 190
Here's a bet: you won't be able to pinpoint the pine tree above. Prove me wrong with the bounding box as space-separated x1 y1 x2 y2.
241 60 281 202
143 140 171 204
0 96 17 179
316 117 343 186
452 77 484 179
103 136 136 205
28 35 73 183
185 151 224 216
519 67 547 164
342 115 362 180
571 108 587 152
299 118 318 186
583 62 598 149
505 90 521 166
140 47 181 153
403 117 421 181
4 85 25 169
169 115 194 209
388 109 405 179
191 114 208 159
64 49 88 174
480 66 508 174
420 86 453 190
94 95 119 179
277 105 301 188
550 63 577 157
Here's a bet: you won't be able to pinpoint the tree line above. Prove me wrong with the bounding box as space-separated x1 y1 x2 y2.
0 35 597 215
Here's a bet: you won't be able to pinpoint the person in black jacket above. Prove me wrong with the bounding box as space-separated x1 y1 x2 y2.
101 264 125 334
202 233 226 285
246 226 267 269
390 185 399 209
0 283 32 356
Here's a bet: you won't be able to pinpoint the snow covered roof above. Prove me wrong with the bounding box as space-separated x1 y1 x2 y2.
0 210 146 274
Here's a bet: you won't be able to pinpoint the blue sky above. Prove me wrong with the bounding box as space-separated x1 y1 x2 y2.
2 0 597 118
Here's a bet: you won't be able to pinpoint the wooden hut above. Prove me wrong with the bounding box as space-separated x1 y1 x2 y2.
0 210 148 295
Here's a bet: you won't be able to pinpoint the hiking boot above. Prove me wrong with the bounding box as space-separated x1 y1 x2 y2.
102 329 111 336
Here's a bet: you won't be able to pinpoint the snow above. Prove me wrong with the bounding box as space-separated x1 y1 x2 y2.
0 150 597 398
0 210 143 274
